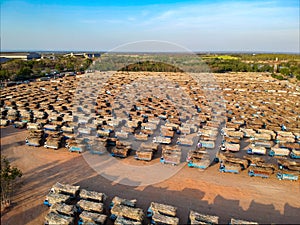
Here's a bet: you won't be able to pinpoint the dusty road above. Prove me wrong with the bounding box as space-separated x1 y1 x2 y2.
1 126 299 224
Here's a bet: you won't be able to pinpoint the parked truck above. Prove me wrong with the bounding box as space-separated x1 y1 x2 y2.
277 159 300 171
224 142 240 152
230 218 258 225
187 150 210 169
177 137 194 147
247 147 267 155
248 166 273 178
277 171 299 181
290 149 300 159
44 135 62 150
188 210 219 225
219 161 241 174
44 212 74 225
198 140 215 149
135 149 153 161
43 192 71 207
251 140 273 148
160 146 181 165
110 204 144 222
153 136 172 144
269 147 290 157
111 143 131 158
147 202 177 217
78 211 107 225
114 216 142 225
49 202 76 217
216 152 248 169
76 199 104 214
147 202 179 225
26 130 44 147
13 121 26 129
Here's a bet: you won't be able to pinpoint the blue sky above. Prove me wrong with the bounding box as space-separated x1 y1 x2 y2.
1 0 299 52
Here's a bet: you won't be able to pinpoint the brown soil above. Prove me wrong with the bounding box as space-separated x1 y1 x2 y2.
1 126 299 224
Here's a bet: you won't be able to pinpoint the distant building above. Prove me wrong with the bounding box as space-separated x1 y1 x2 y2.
63 52 101 59
41 53 56 60
0 52 41 61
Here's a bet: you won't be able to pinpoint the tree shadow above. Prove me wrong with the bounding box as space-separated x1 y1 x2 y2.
1 155 299 225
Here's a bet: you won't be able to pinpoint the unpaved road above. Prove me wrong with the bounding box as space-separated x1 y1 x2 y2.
1 126 299 224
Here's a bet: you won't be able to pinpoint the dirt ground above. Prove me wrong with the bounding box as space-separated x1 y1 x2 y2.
1 126 299 224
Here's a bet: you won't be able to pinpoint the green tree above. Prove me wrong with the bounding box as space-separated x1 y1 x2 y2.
15 67 32 80
0 70 10 81
279 67 290 76
1 157 22 209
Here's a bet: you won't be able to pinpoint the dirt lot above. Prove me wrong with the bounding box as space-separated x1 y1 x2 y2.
1 126 299 224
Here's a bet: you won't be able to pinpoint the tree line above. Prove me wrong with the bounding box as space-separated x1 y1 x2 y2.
0 56 92 81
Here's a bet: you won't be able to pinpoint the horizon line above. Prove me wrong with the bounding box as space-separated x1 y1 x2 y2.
1 50 300 55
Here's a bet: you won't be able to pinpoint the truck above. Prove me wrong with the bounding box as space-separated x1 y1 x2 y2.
134 133 148 141
150 211 179 225
111 144 131 158
153 136 171 144
147 202 179 225
277 171 299 181
44 124 58 131
160 146 181 165
225 130 244 139
78 211 107 225
219 162 241 174
13 121 26 129
51 182 80 197
147 202 177 217
198 140 215 149
248 166 273 178
110 204 144 222
79 189 107 203
188 210 219 225
279 142 300 150
187 150 210 169
26 130 44 147
247 147 266 155
27 122 42 130
76 199 104 214
43 192 71 207
269 147 290 157
160 153 181 165
216 152 248 169
224 136 240 144
251 140 273 148
240 128 256 138
135 149 153 161
176 137 194 147
60 126 74 134
290 149 300 159
252 133 272 141
69 144 85 153
0 119 9 126
86 139 106 155
277 159 300 171
243 155 265 167
224 142 240 152
110 196 136 209
44 212 74 225
44 136 62 150
114 216 142 225
230 218 258 225
115 131 129 139
49 202 76 217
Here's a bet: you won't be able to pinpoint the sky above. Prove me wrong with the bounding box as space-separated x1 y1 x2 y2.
1 0 299 52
